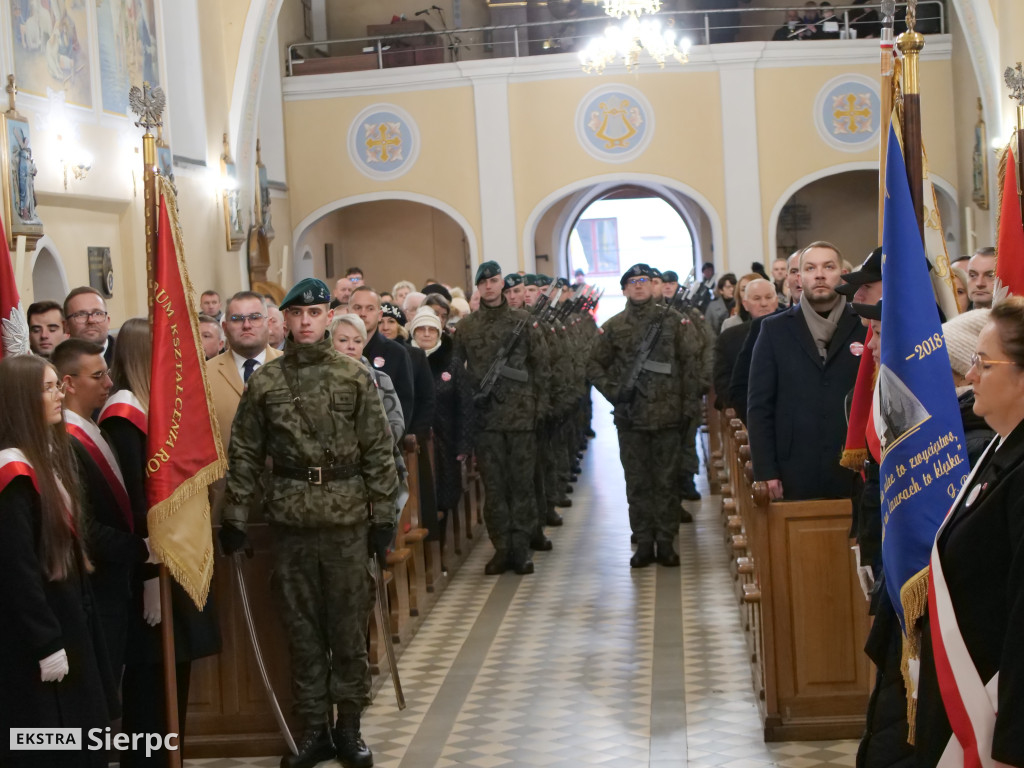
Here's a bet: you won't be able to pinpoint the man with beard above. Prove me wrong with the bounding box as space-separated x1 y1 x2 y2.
747 241 865 501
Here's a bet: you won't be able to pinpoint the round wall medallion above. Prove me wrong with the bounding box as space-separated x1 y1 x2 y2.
347 104 420 180
814 74 882 153
576 84 654 164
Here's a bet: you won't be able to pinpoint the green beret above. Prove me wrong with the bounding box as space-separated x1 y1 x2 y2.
662 270 679 283
475 260 502 284
620 263 653 289
536 274 553 287
280 277 332 310
649 267 663 280
523 274 539 287
555 277 570 288
503 273 523 290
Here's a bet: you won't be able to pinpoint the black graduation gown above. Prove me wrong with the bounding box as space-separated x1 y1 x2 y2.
916 419 1024 766
0 477 118 768
426 334 473 512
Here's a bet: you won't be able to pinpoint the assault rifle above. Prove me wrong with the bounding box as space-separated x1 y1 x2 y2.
669 268 712 314
616 298 672 422
475 284 553 404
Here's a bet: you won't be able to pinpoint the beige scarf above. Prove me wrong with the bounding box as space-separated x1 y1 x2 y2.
799 294 847 359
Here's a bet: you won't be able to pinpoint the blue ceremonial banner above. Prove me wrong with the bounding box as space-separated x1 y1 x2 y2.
879 121 969 636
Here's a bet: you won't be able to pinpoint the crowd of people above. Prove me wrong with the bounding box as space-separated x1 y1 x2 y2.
5 238 1022 767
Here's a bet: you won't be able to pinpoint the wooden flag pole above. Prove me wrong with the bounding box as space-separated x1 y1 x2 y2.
132 82 182 768
897 2 926 238
878 0 896 242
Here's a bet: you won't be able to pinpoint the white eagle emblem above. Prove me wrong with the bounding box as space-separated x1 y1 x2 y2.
2 304 31 357
303 289 314 303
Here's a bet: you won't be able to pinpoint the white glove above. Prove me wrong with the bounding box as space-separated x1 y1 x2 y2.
852 545 875 602
39 649 69 682
143 538 161 564
143 577 162 626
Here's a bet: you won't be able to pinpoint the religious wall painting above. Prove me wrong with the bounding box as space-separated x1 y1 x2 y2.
576 84 654 164
971 98 989 210
95 0 160 116
814 74 881 153
347 104 420 181
221 134 244 251
8 0 92 107
0 105 43 248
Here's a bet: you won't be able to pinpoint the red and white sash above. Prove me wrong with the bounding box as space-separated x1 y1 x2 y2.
928 436 1002 768
0 447 37 493
98 390 148 434
65 409 133 531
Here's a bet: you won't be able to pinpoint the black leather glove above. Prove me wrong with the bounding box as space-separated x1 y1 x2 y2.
218 522 250 558
368 524 395 565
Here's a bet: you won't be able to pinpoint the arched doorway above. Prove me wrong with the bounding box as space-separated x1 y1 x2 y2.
31 239 69 302
293 195 478 294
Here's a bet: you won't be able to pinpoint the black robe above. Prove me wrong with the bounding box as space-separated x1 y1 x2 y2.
0 477 118 768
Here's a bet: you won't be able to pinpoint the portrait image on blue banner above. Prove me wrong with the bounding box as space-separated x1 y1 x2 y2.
879 121 969 635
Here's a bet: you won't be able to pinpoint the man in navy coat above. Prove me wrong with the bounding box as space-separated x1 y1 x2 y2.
747 242 866 501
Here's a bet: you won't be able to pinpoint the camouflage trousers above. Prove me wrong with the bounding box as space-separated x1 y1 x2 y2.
680 416 700 476
533 423 559 529
617 428 683 544
475 430 536 553
270 524 372 724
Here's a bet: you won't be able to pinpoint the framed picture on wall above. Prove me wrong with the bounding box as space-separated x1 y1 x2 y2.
255 139 274 241
221 134 245 251
0 94 43 249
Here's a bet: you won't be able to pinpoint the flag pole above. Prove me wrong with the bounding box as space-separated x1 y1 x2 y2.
877 0 896 242
130 82 182 768
897 1 925 238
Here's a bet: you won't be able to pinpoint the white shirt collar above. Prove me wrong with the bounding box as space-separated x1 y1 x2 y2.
231 348 267 383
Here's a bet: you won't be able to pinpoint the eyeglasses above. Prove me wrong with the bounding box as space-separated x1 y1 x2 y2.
67 309 108 323
69 369 111 381
627 277 649 286
970 353 1019 371
43 381 67 399
228 313 266 325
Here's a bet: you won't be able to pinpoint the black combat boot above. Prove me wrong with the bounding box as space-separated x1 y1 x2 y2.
680 507 694 524
282 718 335 768
655 540 681 567
485 549 510 575
529 530 553 551
333 713 373 768
512 549 535 574
681 475 701 501
630 541 655 568
545 510 563 527
555 496 572 508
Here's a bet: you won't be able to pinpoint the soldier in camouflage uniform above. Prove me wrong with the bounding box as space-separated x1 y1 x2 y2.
588 263 703 568
219 278 398 768
455 261 550 575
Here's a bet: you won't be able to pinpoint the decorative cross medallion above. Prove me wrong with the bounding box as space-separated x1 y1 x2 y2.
833 93 872 134
128 81 166 132
365 123 402 163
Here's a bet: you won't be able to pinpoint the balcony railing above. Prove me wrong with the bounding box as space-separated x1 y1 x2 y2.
285 2 946 76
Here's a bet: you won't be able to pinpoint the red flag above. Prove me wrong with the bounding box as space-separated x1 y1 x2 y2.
0 215 28 359
145 177 226 608
997 144 1024 297
840 326 875 471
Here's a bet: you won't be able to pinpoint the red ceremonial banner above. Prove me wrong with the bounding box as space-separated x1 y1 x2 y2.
997 144 1024 297
0 212 27 360
146 177 226 607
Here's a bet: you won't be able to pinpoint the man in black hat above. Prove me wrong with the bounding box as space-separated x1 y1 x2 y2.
220 277 397 768
455 261 551 575
588 263 703 567
836 247 883 315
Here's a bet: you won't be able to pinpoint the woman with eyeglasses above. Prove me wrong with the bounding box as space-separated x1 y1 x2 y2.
99 319 220 768
0 354 118 767
915 297 1024 767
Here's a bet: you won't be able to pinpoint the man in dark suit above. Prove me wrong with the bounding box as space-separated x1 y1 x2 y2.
350 285 416 430
747 242 866 501
53 339 151 675
64 286 116 366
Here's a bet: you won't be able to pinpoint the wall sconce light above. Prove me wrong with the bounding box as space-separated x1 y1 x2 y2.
45 90 91 189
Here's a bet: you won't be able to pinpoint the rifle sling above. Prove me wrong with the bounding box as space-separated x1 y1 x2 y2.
641 359 673 375
499 365 529 383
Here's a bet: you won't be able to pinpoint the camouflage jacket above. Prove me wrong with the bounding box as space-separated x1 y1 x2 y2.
454 298 550 432
223 334 398 529
587 298 703 429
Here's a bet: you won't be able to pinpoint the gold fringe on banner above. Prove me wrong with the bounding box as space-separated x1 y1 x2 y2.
840 448 868 471
899 565 931 743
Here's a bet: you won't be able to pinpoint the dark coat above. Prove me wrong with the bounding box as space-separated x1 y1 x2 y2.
0 477 118 768
916 419 1024 766
364 331 415 431
712 319 750 410
403 340 439 538
746 303 865 500
727 310 781 422
426 334 473 511
102 415 221 665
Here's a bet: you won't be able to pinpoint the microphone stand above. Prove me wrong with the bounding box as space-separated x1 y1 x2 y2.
429 6 462 62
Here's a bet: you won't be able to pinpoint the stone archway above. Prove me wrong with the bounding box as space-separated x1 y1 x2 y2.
30 238 69 302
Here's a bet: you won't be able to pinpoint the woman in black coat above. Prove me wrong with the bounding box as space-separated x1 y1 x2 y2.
0 354 117 768
409 309 472 558
915 299 1024 766
99 319 220 768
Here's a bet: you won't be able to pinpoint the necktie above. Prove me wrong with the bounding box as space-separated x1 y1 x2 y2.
243 358 258 383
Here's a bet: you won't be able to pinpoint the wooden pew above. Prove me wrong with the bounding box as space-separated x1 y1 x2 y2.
400 436 429 617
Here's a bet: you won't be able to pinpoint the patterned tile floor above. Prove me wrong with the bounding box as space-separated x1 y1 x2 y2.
186 405 860 768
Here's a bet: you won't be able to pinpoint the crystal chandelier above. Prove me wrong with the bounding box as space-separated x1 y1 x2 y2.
602 0 662 19
579 13 690 74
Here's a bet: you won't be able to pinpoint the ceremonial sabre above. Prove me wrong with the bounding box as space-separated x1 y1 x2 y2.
232 556 299 755
372 553 407 709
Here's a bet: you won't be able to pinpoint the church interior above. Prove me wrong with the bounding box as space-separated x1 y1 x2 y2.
2 0 1022 766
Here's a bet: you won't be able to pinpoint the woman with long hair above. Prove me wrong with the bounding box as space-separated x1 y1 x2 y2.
0 354 118 767
99 318 220 768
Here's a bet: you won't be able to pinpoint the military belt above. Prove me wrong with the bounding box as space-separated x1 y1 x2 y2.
499 365 529 383
273 463 360 485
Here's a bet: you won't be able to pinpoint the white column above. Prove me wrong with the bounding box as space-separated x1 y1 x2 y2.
716 51 764 272
471 76 519 274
